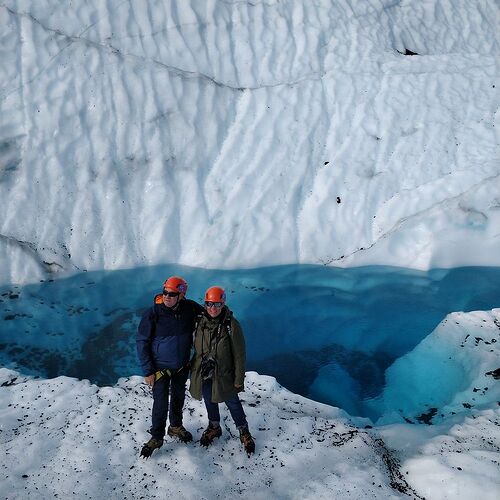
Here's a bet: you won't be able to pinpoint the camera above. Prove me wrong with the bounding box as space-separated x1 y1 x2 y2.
200 356 216 380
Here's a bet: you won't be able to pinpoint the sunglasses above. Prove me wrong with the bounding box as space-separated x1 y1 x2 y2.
205 301 223 308
163 290 180 297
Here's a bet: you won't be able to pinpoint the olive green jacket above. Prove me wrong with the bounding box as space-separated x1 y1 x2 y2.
189 307 246 403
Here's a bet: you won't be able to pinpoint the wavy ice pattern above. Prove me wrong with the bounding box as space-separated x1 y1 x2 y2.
0 0 499 284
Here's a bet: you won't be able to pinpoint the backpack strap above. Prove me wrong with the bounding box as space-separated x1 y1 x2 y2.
150 295 162 332
224 315 232 337
194 311 204 332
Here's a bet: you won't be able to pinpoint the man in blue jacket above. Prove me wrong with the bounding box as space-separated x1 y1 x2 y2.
137 276 203 458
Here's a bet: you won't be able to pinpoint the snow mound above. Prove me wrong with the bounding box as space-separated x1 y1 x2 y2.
373 308 500 424
1 366 499 499
0 369 405 499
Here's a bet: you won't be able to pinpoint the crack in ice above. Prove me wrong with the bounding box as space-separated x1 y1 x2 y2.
0 4 330 94
319 171 500 265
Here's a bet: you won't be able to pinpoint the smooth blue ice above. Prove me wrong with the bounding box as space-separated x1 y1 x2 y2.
1 265 499 421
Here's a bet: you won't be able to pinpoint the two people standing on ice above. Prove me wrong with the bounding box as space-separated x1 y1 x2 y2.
136 276 255 458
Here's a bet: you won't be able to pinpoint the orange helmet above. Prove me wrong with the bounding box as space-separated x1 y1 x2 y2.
205 286 226 304
163 276 188 297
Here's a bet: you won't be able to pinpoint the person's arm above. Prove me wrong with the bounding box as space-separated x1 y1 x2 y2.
136 308 156 384
230 318 246 388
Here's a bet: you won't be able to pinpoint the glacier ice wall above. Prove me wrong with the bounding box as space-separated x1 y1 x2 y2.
0 0 499 284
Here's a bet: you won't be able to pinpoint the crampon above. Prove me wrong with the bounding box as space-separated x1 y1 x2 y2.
140 437 163 459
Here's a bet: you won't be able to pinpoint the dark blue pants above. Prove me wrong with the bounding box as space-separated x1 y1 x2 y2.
150 367 188 440
202 379 248 429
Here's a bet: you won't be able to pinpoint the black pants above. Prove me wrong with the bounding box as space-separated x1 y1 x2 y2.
150 367 189 440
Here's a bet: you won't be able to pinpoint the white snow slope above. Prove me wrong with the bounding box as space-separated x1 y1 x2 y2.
1 309 499 500
1 0 499 284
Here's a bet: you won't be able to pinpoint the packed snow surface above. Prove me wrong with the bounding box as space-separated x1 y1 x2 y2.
1 308 499 499
1 0 499 284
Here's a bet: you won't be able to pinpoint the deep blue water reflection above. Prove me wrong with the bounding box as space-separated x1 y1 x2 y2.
1 265 499 419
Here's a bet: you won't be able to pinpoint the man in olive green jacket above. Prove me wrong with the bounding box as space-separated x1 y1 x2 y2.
190 286 255 455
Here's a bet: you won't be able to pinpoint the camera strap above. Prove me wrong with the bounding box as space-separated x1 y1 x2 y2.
201 316 230 360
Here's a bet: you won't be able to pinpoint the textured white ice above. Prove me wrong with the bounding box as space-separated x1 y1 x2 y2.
0 0 499 284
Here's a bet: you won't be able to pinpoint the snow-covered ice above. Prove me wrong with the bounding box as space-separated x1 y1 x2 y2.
372 309 500 424
1 306 499 499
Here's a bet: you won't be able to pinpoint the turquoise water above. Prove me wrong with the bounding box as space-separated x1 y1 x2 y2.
1 264 499 419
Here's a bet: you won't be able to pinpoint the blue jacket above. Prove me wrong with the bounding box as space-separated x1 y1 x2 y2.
136 298 203 376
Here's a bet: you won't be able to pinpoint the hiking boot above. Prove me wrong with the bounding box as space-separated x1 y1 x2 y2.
200 423 222 447
239 427 255 455
140 437 163 459
167 425 193 443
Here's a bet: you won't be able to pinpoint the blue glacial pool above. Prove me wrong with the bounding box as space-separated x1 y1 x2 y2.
1 264 499 421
